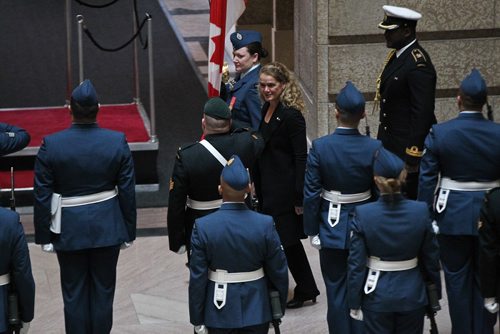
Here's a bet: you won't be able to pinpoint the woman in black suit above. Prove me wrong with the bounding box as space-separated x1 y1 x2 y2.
254 62 320 308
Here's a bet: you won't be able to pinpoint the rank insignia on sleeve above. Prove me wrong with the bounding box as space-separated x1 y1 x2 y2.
169 178 174 191
412 49 427 65
252 134 258 140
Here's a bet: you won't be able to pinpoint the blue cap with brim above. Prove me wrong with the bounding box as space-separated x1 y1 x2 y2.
230 30 262 50
373 148 405 178
221 155 249 191
460 68 487 103
72 79 98 106
336 81 365 115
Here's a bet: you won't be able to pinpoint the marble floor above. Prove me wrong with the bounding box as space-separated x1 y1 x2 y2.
24 204 463 333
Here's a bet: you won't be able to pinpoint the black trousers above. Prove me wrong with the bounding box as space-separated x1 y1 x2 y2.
284 242 320 300
57 245 121 334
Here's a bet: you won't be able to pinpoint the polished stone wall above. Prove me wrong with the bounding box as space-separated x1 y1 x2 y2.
296 0 500 139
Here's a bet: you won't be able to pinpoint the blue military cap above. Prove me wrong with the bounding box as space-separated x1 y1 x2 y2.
336 81 365 114
72 79 98 106
221 155 249 191
230 30 262 50
373 148 405 178
460 68 487 102
204 97 231 120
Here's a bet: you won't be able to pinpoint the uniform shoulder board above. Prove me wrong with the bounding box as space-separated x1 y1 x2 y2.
176 142 197 159
411 49 427 67
231 127 250 134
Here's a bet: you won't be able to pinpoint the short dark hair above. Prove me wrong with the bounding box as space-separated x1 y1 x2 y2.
70 97 99 120
459 89 486 111
245 42 268 61
336 108 363 126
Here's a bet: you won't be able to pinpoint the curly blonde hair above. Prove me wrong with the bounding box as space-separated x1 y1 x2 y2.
259 62 305 113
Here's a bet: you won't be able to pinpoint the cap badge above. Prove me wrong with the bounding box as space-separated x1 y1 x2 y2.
236 33 242 40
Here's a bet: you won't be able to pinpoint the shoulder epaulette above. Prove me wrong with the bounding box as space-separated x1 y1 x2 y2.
412 49 427 67
231 127 250 134
176 142 197 159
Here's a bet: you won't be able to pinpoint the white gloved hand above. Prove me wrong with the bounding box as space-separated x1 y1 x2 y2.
350 308 363 321
177 245 187 255
194 325 208 334
120 241 133 250
20 321 30 334
41 244 55 253
431 220 439 234
484 297 499 314
309 235 321 250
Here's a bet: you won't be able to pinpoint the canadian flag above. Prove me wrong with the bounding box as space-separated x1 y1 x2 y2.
207 0 247 97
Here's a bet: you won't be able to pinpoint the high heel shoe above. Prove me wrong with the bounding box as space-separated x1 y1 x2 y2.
286 297 317 309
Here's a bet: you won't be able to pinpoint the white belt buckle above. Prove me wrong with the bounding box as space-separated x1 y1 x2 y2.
213 270 227 309
435 188 450 213
328 202 341 227
364 269 380 294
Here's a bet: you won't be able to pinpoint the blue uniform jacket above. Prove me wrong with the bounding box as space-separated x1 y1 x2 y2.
33 123 136 251
189 203 288 328
348 195 441 312
418 112 500 235
303 128 382 249
0 208 35 332
227 65 262 130
0 122 30 156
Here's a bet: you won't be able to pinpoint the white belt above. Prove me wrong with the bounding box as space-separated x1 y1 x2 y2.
50 188 118 234
440 177 500 192
209 268 264 310
186 197 223 210
435 178 500 213
364 257 417 294
208 268 264 283
321 189 371 204
321 189 371 227
0 273 10 286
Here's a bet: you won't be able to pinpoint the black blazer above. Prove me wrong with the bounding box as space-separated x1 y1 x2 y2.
377 41 437 165
479 187 500 300
254 102 307 245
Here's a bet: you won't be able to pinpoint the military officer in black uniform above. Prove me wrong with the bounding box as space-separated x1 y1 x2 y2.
479 187 500 317
167 97 264 260
376 5 437 199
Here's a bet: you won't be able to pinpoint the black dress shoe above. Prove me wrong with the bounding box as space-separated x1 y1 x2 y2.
286 297 317 309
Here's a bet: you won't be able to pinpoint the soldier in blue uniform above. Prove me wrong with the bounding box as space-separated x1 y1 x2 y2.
0 127 34 334
479 187 500 317
303 81 382 333
167 97 264 262
349 148 441 334
33 80 137 334
189 155 288 334
376 5 437 200
418 69 500 333
0 122 30 156
224 30 267 130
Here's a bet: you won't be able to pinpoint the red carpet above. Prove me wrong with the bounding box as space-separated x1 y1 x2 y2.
0 103 150 146
0 104 151 189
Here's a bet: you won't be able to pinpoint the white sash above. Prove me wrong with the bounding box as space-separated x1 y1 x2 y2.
199 140 227 166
